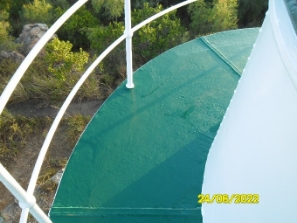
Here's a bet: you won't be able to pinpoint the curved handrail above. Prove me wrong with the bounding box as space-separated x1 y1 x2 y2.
28 0 197 204
0 163 51 222
0 0 198 222
20 33 126 222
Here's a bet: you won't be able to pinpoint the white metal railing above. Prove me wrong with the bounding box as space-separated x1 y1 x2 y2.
0 0 197 222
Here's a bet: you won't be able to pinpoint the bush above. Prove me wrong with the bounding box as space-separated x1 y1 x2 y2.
238 0 268 27
45 38 89 82
132 3 188 62
188 0 238 35
87 21 125 53
92 0 124 20
22 0 53 24
0 10 17 51
0 110 44 159
54 6 99 50
211 0 238 32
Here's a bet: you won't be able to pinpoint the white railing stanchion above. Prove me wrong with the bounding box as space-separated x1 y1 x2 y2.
125 0 134 89
0 164 52 222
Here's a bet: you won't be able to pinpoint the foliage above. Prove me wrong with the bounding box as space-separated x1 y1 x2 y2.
87 21 125 53
132 0 161 9
54 6 99 50
187 0 211 35
92 0 124 20
45 38 90 82
0 0 12 12
22 0 53 24
238 0 268 27
0 111 47 159
132 3 188 62
188 0 238 35
66 114 91 143
0 58 100 106
211 0 238 32
53 0 70 10
0 10 17 51
0 14 12 46
87 21 125 82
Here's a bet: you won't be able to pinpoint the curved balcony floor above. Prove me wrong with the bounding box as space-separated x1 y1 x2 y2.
49 28 259 223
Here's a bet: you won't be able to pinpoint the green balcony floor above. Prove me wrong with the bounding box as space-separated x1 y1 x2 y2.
49 28 259 222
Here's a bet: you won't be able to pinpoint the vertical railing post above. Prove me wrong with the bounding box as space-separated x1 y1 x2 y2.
125 0 134 88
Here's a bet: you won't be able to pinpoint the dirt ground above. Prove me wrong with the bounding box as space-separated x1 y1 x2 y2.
0 99 103 222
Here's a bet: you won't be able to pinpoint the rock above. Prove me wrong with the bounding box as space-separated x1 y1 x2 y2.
0 202 20 223
0 51 25 63
15 23 56 56
50 169 64 185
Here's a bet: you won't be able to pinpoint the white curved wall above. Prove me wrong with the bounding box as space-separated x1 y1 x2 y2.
201 0 297 222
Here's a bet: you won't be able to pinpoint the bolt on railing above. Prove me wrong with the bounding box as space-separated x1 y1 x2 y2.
0 0 197 222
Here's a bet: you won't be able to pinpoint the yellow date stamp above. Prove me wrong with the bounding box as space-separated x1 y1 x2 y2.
198 194 259 204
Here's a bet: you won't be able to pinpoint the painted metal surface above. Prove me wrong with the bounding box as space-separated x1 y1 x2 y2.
50 28 259 222
124 0 134 88
0 2 199 222
202 0 297 222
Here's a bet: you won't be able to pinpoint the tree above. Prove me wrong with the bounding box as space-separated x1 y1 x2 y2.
0 11 11 47
188 0 238 35
0 10 16 51
238 0 268 27
92 0 124 20
87 21 124 53
132 3 188 62
22 0 53 24
0 0 12 12
211 0 238 32
54 6 99 50
187 0 212 34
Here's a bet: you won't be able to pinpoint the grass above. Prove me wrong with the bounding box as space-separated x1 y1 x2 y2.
0 58 103 105
0 110 45 159
66 114 91 144
0 110 91 191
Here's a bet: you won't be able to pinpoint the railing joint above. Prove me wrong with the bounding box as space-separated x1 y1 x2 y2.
19 195 36 209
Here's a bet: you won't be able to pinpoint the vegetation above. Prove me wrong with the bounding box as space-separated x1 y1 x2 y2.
46 38 89 82
22 0 53 24
0 0 268 178
188 0 238 35
0 0 268 218
1 0 267 86
0 110 90 188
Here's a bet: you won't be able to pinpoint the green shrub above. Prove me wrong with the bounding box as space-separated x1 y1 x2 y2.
87 21 125 53
0 0 12 12
0 111 44 159
132 3 188 62
22 0 53 24
188 0 238 35
238 0 268 27
45 38 89 82
66 114 91 143
0 10 17 51
92 0 124 20
54 6 99 50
